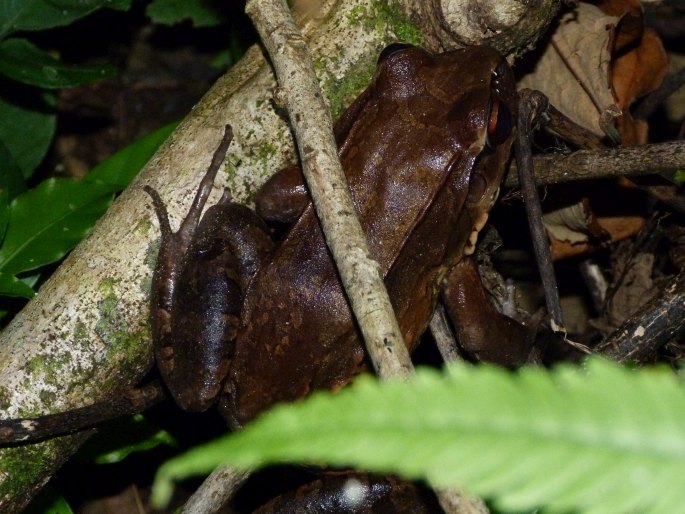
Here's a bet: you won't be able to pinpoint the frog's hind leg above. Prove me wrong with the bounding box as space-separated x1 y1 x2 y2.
144 126 236 387
441 258 538 366
142 124 275 412
166 199 275 412
145 124 234 252
144 125 235 345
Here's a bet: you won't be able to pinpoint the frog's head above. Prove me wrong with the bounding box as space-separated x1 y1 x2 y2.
374 44 517 256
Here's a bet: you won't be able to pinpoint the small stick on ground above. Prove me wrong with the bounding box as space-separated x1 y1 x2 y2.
506 141 685 188
430 304 463 363
515 89 565 329
596 271 685 363
182 467 250 514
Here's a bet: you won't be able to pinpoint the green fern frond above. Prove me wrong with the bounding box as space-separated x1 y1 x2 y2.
153 358 685 513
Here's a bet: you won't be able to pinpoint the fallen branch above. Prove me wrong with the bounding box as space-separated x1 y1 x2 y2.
596 271 685 363
506 141 685 187
0 0 562 511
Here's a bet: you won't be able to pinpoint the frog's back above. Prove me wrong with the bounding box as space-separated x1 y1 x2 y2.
224 46 513 426
222 205 364 426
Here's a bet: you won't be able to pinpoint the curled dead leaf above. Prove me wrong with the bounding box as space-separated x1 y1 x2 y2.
518 3 620 137
518 1 667 142
543 198 607 245
543 185 647 260
550 214 646 260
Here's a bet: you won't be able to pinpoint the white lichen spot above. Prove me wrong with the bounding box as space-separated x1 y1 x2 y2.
21 420 38 430
633 326 646 338
550 319 565 334
342 477 368 508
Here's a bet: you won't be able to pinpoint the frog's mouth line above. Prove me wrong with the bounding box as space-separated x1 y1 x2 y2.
463 180 500 256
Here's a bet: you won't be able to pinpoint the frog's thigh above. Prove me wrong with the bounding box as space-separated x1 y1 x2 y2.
167 203 274 412
441 258 534 366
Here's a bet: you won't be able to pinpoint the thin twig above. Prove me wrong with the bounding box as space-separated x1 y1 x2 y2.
0 383 165 443
596 271 685 363
430 304 463 363
246 0 412 379
228 2 485 513
515 90 565 329
506 141 685 188
182 467 249 514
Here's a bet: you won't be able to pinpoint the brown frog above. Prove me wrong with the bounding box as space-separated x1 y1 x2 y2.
145 43 535 430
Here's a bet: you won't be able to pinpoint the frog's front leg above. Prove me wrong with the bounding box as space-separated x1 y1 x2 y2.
255 164 309 223
441 258 538 366
145 126 274 412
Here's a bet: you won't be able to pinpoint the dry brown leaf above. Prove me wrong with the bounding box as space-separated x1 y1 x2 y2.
543 198 607 245
600 0 643 23
612 26 667 143
518 3 620 137
550 214 646 260
519 1 666 141
544 194 645 260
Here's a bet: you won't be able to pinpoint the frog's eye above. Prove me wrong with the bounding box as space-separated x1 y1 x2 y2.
485 96 512 148
491 60 509 95
492 60 508 80
378 43 415 63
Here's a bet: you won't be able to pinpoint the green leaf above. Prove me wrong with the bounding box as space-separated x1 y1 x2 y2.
0 139 25 199
25 484 74 514
674 169 685 186
94 426 176 465
0 0 132 37
153 359 685 513
0 272 35 298
210 28 250 69
0 178 112 275
146 0 225 27
86 121 178 189
0 85 55 180
0 38 116 89
0 122 172 298
0 189 9 241
76 414 177 465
